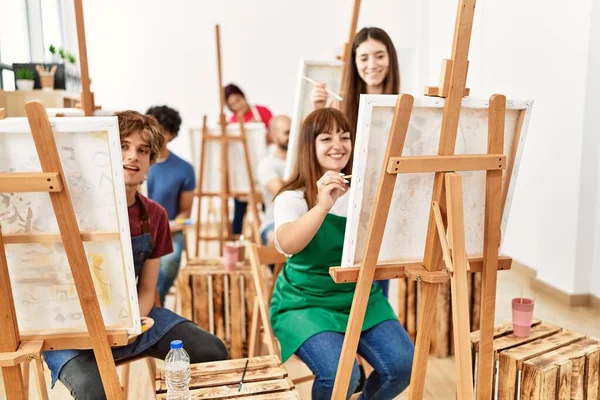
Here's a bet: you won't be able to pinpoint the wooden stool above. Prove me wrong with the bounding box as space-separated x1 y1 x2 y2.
155 355 302 399
471 320 600 399
178 258 256 359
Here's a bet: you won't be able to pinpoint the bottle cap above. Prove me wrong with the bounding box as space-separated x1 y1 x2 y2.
170 340 183 349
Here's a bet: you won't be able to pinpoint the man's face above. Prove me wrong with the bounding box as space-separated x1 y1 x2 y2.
121 130 151 187
272 119 291 151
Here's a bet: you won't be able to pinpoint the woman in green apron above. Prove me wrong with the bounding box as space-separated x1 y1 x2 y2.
270 108 414 399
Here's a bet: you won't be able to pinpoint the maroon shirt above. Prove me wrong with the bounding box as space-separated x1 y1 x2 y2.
127 193 173 259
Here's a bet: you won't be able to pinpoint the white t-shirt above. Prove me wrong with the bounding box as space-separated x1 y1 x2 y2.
273 189 349 256
257 153 287 231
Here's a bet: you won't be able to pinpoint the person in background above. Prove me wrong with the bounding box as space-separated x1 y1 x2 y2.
225 83 273 126
224 83 274 237
310 26 401 298
257 115 291 246
146 105 196 306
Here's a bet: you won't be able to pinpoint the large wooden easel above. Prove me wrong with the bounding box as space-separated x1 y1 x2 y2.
0 102 127 399
339 0 362 100
330 1 508 398
73 0 97 116
193 25 262 258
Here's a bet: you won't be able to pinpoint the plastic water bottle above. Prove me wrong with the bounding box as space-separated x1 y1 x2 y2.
165 340 191 399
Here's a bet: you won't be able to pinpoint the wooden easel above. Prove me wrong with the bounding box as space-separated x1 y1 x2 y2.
73 0 98 116
339 0 362 99
0 102 125 399
193 24 262 258
330 0 508 398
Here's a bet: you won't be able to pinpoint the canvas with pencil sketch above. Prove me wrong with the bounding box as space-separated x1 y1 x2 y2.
341 94 534 268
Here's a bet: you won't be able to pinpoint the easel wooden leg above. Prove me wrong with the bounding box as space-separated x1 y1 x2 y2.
21 361 29 398
476 95 506 400
32 357 48 400
331 94 414 399
248 296 261 358
0 225 27 399
446 173 474 399
408 281 440 400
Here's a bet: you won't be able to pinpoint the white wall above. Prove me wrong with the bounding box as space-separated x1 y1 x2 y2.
584 0 600 299
79 0 420 162
421 0 594 295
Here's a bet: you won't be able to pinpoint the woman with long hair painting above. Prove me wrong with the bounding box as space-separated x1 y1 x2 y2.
270 108 413 399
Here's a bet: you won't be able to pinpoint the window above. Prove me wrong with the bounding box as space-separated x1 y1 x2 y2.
41 0 64 56
0 0 30 89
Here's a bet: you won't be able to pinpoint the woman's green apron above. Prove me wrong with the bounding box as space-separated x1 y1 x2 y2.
270 213 397 362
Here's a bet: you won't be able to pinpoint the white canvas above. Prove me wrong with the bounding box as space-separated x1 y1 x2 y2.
189 122 268 194
284 59 343 179
0 117 141 336
341 95 533 268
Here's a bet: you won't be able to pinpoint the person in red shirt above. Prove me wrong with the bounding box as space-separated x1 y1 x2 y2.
225 83 273 127
224 83 274 236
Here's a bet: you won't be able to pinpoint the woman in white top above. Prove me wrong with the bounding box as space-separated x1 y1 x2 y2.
270 108 413 399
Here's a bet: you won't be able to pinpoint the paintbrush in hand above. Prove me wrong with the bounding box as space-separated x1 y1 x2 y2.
237 359 249 392
302 76 343 101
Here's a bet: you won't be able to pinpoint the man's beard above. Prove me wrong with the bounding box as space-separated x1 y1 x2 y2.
278 142 288 151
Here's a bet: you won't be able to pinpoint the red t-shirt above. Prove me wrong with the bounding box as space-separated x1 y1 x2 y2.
127 194 173 259
230 105 273 127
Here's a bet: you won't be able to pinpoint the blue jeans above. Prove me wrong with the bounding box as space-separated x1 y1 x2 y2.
261 222 275 245
296 319 414 400
57 322 228 399
157 230 184 306
232 198 247 235
374 280 390 298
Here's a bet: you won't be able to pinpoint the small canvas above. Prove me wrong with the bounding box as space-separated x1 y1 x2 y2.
0 116 141 336
189 121 268 194
284 59 343 179
341 95 533 267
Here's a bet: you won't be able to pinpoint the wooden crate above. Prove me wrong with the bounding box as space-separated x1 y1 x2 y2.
398 272 482 357
471 320 600 399
155 355 302 399
177 259 256 359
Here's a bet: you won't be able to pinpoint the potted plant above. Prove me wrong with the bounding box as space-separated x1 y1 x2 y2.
15 68 35 90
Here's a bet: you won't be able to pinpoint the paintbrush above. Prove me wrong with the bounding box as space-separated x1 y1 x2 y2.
237 359 249 392
302 76 343 101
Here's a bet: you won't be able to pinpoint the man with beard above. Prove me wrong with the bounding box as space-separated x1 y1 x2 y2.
257 115 290 245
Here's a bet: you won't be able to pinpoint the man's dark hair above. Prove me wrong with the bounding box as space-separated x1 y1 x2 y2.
145 105 182 137
224 84 245 101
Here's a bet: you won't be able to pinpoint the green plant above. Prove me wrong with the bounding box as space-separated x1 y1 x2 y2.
15 68 35 80
67 53 76 64
58 48 66 59
49 44 56 55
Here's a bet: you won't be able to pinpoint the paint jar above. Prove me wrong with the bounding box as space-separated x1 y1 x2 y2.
223 243 239 272
512 298 535 337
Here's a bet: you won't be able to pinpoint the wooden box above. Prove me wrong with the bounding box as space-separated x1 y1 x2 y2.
471 320 600 399
399 272 482 357
155 355 302 399
177 259 256 359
